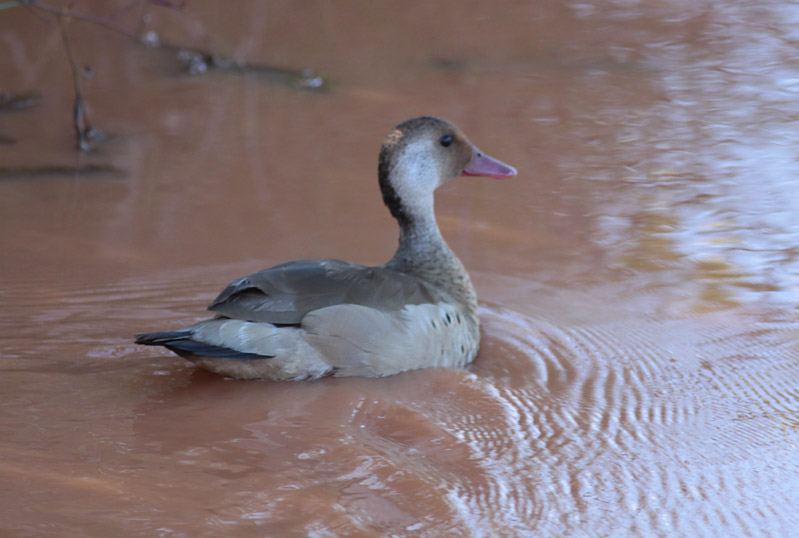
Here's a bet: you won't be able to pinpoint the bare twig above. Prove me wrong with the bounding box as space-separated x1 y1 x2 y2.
25 0 137 37
107 0 148 21
148 0 185 9
20 3 50 24
56 13 94 150
16 0 184 38
8 0 184 150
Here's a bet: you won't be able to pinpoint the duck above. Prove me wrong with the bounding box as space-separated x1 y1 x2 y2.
135 116 516 380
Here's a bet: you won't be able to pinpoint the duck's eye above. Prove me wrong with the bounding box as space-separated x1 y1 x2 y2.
439 134 453 148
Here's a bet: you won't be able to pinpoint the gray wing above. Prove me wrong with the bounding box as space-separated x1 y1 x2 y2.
207 259 448 324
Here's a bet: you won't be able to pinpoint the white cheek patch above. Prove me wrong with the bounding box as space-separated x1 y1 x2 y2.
394 140 442 203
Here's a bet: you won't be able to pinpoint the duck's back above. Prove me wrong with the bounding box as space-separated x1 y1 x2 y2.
208 259 451 324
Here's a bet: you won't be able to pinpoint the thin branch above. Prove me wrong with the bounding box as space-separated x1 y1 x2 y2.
18 0 185 38
107 0 148 21
21 3 51 24
6 0 185 151
56 13 93 150
148 0 185 9
28 0 137 37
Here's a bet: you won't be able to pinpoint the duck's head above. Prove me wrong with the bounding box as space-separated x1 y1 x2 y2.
378 116 516 226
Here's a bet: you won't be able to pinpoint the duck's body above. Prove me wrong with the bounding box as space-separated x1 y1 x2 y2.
136 116 516 380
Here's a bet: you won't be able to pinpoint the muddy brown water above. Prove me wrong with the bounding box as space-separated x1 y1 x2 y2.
2 1 798 536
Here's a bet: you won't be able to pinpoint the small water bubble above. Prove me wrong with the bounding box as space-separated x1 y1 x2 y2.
178 50 209 75
303 76 324 89
188 59 208 76
140 30 160 48
298 69 324 89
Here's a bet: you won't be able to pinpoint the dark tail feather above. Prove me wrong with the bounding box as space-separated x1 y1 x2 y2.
134 330 271 360
135 330 192 346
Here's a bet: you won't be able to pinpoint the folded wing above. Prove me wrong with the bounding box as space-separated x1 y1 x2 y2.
208 259 449 324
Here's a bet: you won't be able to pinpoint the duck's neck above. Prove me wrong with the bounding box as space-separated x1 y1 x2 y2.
385 208 477 314
388 211 450 270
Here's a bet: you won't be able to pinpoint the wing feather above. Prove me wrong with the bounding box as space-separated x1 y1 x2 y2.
207 259 446 324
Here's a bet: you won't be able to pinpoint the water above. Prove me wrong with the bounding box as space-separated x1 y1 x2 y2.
1 1 798 536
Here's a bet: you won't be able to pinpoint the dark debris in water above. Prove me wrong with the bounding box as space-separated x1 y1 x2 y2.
0 91 41 111
431 58 468 72
74 125 111 152
0 164 124 179
0 134 16 144
139 31 329 92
